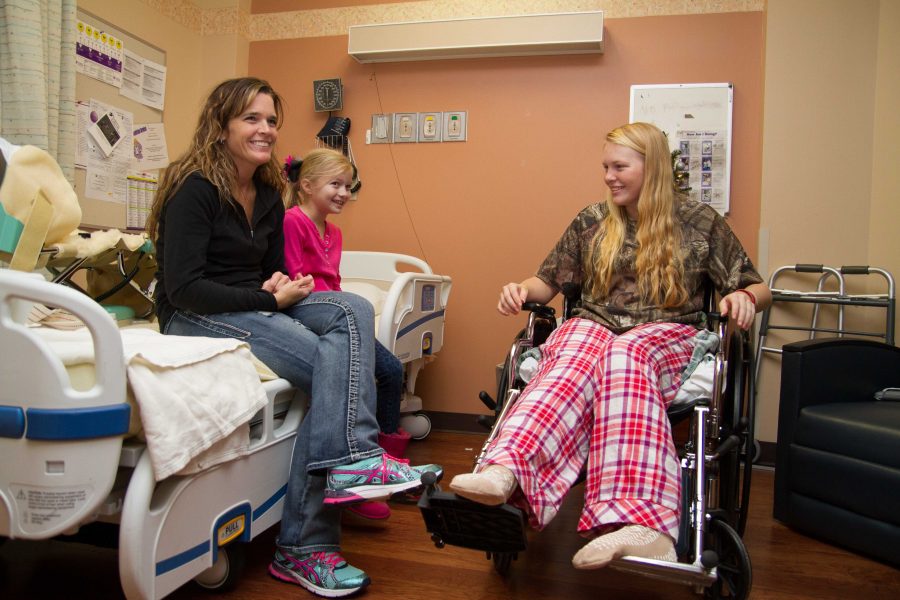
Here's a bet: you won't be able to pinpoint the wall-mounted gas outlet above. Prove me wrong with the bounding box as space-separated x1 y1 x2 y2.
443 111 467 142
370 114 392 144
393 112 417 143
418 112 442 142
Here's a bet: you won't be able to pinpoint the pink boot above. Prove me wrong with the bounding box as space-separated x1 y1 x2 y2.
378 428 411 458
345 500 391 522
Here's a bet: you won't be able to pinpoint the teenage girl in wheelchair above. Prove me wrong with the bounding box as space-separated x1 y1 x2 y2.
419 122 771 598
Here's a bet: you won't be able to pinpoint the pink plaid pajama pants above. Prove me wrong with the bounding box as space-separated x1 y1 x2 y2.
482 317 697 541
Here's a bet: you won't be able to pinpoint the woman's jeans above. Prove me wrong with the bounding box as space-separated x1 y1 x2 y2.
164 291 381 553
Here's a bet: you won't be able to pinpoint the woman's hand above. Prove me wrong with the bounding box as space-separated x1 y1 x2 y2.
719 290 757 330
498 282 529 316
262 271 291 293
273 274 315 309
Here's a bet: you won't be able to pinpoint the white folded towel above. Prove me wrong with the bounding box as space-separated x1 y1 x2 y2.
34 326 269 480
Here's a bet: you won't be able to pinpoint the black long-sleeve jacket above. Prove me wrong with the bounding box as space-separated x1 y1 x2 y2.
154 172 285 329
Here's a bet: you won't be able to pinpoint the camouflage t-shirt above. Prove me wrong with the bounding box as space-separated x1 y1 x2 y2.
536 199 763 333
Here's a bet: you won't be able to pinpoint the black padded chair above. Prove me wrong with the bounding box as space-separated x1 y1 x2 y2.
774 338 900 566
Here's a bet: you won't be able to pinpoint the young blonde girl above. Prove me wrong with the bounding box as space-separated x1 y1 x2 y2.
283 148 410 522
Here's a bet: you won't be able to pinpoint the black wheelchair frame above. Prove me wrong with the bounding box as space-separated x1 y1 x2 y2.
419 288 756 599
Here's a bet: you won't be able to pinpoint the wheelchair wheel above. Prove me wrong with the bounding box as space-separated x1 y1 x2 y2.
717 329 754 536
494 319 555 422
703 517 751 600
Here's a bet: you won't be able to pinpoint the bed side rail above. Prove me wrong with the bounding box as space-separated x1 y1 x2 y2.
0 269 128 539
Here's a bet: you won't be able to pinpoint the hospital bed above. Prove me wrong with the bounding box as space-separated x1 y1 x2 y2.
0 269 306 598
340 251 452 439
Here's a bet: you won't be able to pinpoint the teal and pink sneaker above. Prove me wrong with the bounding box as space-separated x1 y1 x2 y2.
268 549 369 597
324 454 443 505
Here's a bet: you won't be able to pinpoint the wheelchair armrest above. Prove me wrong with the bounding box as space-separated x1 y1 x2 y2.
522 302 555 320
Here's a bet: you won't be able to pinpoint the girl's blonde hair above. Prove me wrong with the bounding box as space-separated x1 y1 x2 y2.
285 148 353 208
586 122 689 308
147 77 285 239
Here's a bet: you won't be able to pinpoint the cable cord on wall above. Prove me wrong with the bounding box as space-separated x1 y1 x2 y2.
370 68 429 263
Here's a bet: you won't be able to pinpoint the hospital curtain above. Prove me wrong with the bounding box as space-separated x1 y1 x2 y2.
0 0 77 181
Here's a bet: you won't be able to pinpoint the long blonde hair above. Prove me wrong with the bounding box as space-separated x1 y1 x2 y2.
284 148 353 208
587 122 688 308
146 77 286 239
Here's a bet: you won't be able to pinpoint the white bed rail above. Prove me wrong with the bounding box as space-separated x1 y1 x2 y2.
340 251 451 360
0 269 128 539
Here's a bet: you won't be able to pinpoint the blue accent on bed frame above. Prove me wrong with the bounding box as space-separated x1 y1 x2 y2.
25 404 131 440
0 405 25 438
397 310 444 340
253 484 287 521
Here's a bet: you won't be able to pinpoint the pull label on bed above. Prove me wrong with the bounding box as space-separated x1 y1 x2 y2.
217 515 245 546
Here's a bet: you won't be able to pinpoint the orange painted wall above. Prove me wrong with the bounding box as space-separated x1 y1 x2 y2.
249 12 765 417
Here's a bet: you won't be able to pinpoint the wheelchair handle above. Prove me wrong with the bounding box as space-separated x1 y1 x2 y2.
522 302 555 319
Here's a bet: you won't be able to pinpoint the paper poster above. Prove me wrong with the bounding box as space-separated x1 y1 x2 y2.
75 20 124 87
675 130 729 215
81 99 134 204
126 172 158 230
120 49 167 111
131 123 169 171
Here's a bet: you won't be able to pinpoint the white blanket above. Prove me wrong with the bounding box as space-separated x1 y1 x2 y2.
34 327 268 481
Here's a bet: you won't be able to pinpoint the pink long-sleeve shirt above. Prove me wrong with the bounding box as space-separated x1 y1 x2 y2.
282 206 343 291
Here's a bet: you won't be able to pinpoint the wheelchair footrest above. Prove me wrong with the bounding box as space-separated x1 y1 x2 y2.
608 555 717 588
417 487 528 554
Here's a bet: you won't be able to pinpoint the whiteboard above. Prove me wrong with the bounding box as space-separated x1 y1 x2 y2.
629 83 733 215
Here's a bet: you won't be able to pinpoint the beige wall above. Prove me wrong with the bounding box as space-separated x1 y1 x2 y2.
757 0 898 443
869 1 900 306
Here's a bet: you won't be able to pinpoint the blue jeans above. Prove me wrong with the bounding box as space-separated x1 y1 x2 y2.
163 291 381 553
374 340 403 434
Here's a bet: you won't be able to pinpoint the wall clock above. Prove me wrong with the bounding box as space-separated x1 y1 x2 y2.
313 78 343 112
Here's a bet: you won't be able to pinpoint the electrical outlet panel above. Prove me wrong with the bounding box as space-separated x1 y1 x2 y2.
392 112 417 143
443 111 467 142
370 114 392 144
418 112 442 142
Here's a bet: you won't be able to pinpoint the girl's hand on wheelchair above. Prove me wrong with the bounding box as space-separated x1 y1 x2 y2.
498 282 528 316
719 291 756 330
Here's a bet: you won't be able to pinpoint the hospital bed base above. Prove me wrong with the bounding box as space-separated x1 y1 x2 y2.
118 379 304 599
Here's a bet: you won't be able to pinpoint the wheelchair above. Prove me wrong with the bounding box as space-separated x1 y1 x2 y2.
418 284 755 599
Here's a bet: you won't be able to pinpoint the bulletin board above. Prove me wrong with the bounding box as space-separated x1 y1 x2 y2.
629 83 733 215
75 9 166 229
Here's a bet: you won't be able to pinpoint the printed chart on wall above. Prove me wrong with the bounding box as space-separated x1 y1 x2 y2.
75 10 168 230
629 83 733 215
